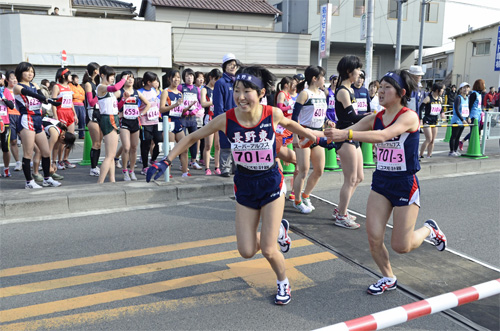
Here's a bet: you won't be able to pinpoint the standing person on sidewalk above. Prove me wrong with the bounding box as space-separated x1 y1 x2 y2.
213 53 240 177
419 82 445 158
70 74 86 139
96 65 128 183
12 62 61 188
147 65 332 305
52 68 78 170
351 70 371 115
333 55 366 229
449 82 470 156
83 62 103 177
325 70 447 295
5 71 22 172
0 86 15 177
460 79 485 150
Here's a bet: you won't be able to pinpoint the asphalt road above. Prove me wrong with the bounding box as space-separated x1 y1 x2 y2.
1 172 499 330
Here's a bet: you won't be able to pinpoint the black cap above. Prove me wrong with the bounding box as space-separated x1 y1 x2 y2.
293 73 304 81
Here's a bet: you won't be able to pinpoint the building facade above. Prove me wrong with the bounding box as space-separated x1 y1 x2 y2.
451 22 500 90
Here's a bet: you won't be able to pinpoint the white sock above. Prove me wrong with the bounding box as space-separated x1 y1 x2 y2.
277 278 289 286
385 276 397 282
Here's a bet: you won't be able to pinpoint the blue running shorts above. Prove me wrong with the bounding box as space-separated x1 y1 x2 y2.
371 171 420 207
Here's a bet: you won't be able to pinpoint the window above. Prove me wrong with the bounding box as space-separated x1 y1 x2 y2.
473 41 490 56
274 2 282 22
318 0 340 15
354 0 365 17
419 2 439 23
387 0 407 20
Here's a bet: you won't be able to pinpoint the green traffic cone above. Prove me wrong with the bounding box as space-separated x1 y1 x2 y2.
281 144 295 176
443 125 452 143
361 142 376 168
462 119 488 159
79 126 92 166
324 147 340 171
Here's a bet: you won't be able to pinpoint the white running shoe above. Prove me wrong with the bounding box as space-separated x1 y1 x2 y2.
278 219 292 253
89 167 100 176
14 161 22 171
334 214 360 229
275 282 291 305
424 219 447 251
332 208 357 221
25 179 42 189
367 277 397 295
123 171 131 181
293 201 312 214
43 177 61 187
115 158 122 169
57 161 66 170
190 161 202 170
129 171 137 181
302 197 315 210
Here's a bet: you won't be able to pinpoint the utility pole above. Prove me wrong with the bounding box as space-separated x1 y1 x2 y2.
394 0 407 69
365 0 374 84
417 0 428 66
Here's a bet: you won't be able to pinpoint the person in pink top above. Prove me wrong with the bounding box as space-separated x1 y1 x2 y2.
0 85 15 177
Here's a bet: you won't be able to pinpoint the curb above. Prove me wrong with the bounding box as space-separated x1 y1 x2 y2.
1 157 499 220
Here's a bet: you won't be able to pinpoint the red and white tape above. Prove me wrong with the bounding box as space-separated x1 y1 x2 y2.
314 278 500 331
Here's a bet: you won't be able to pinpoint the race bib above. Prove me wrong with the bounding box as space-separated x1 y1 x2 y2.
430 104 442 116
376 141 406 172
357 98 368 113
231 140 274 171
147 106 159 121
123 104 140 119
461 105 470 117
351 101 359 114
311 100 327 128
183 92 198 110
328 97 335 109
27 96 41 112
61 92 73 109
0 102 7 116
275 124 285 134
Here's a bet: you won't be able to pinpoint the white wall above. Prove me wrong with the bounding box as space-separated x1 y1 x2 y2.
0 13 172 68
172 28 311 66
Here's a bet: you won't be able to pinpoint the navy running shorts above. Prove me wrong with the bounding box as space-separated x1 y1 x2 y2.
371 171 421 207
234 164 286 210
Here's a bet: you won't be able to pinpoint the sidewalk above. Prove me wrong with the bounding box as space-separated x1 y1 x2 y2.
1 137 499 220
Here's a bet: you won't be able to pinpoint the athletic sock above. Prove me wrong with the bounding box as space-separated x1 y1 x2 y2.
294 200 301 205
277 278 289 286
302 193 309 199
41 157 50 178
22 157 32 181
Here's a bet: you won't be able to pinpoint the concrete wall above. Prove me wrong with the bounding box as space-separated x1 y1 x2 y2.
0 13 172 69
453 25 500 89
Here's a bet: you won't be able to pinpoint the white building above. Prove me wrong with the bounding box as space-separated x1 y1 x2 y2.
0 0 171 85
451 21 500 90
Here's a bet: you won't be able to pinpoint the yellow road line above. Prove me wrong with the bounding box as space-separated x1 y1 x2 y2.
1 289 263 331
0 235 237 277
1 239 312 298
0 251 335 323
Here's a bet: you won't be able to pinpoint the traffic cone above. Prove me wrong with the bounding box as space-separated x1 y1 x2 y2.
281 144 295 175
443 125 452 143
361 142 376 168
79 126 91 166
324 147 340 171
462 119 488 159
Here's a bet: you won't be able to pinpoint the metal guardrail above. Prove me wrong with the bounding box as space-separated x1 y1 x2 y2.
481 111 500 155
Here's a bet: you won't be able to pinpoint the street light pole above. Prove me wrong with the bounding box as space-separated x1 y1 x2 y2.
394 0 407 69
418 0 428 66
365 0 374 85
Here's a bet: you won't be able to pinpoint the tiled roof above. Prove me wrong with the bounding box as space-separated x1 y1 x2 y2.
72 0 135 11
174 62 306 70
151 0 281 15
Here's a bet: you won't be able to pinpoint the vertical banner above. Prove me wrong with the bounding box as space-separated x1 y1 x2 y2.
494 25 500 71
360 13 367 40
319 4 333 60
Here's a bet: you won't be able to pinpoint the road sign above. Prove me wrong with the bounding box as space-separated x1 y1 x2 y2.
494 26 500 71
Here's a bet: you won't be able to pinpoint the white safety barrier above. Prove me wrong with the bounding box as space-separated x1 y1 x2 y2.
481 111 500 155
314 278 500 331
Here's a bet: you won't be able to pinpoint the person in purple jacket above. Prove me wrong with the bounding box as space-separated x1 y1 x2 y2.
213 53 240 177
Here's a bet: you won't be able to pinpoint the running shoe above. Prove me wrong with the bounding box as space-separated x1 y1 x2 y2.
32 173 43 182
51 173 64 180
293 201 312 214
123 171 131 181
89 167 100 176
57 161 66 170
181 172 192 177
14 161 22 171
367 277 397 295
288 192 295 201
129 171 138 181
424 219 447 251
115 158 122 169
190 161 202 170
332 208 357 221
2 168 11 178
63 160 76 169
141 167 149 175
205 169 212 176
43 177 61 187
334 214 360 229
275 282 291 305
214 168 221 175
221 172 230 177
25 179 42 189
302 197 315 210
278 219 292 253
458 141 464 151
199 159 205 166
